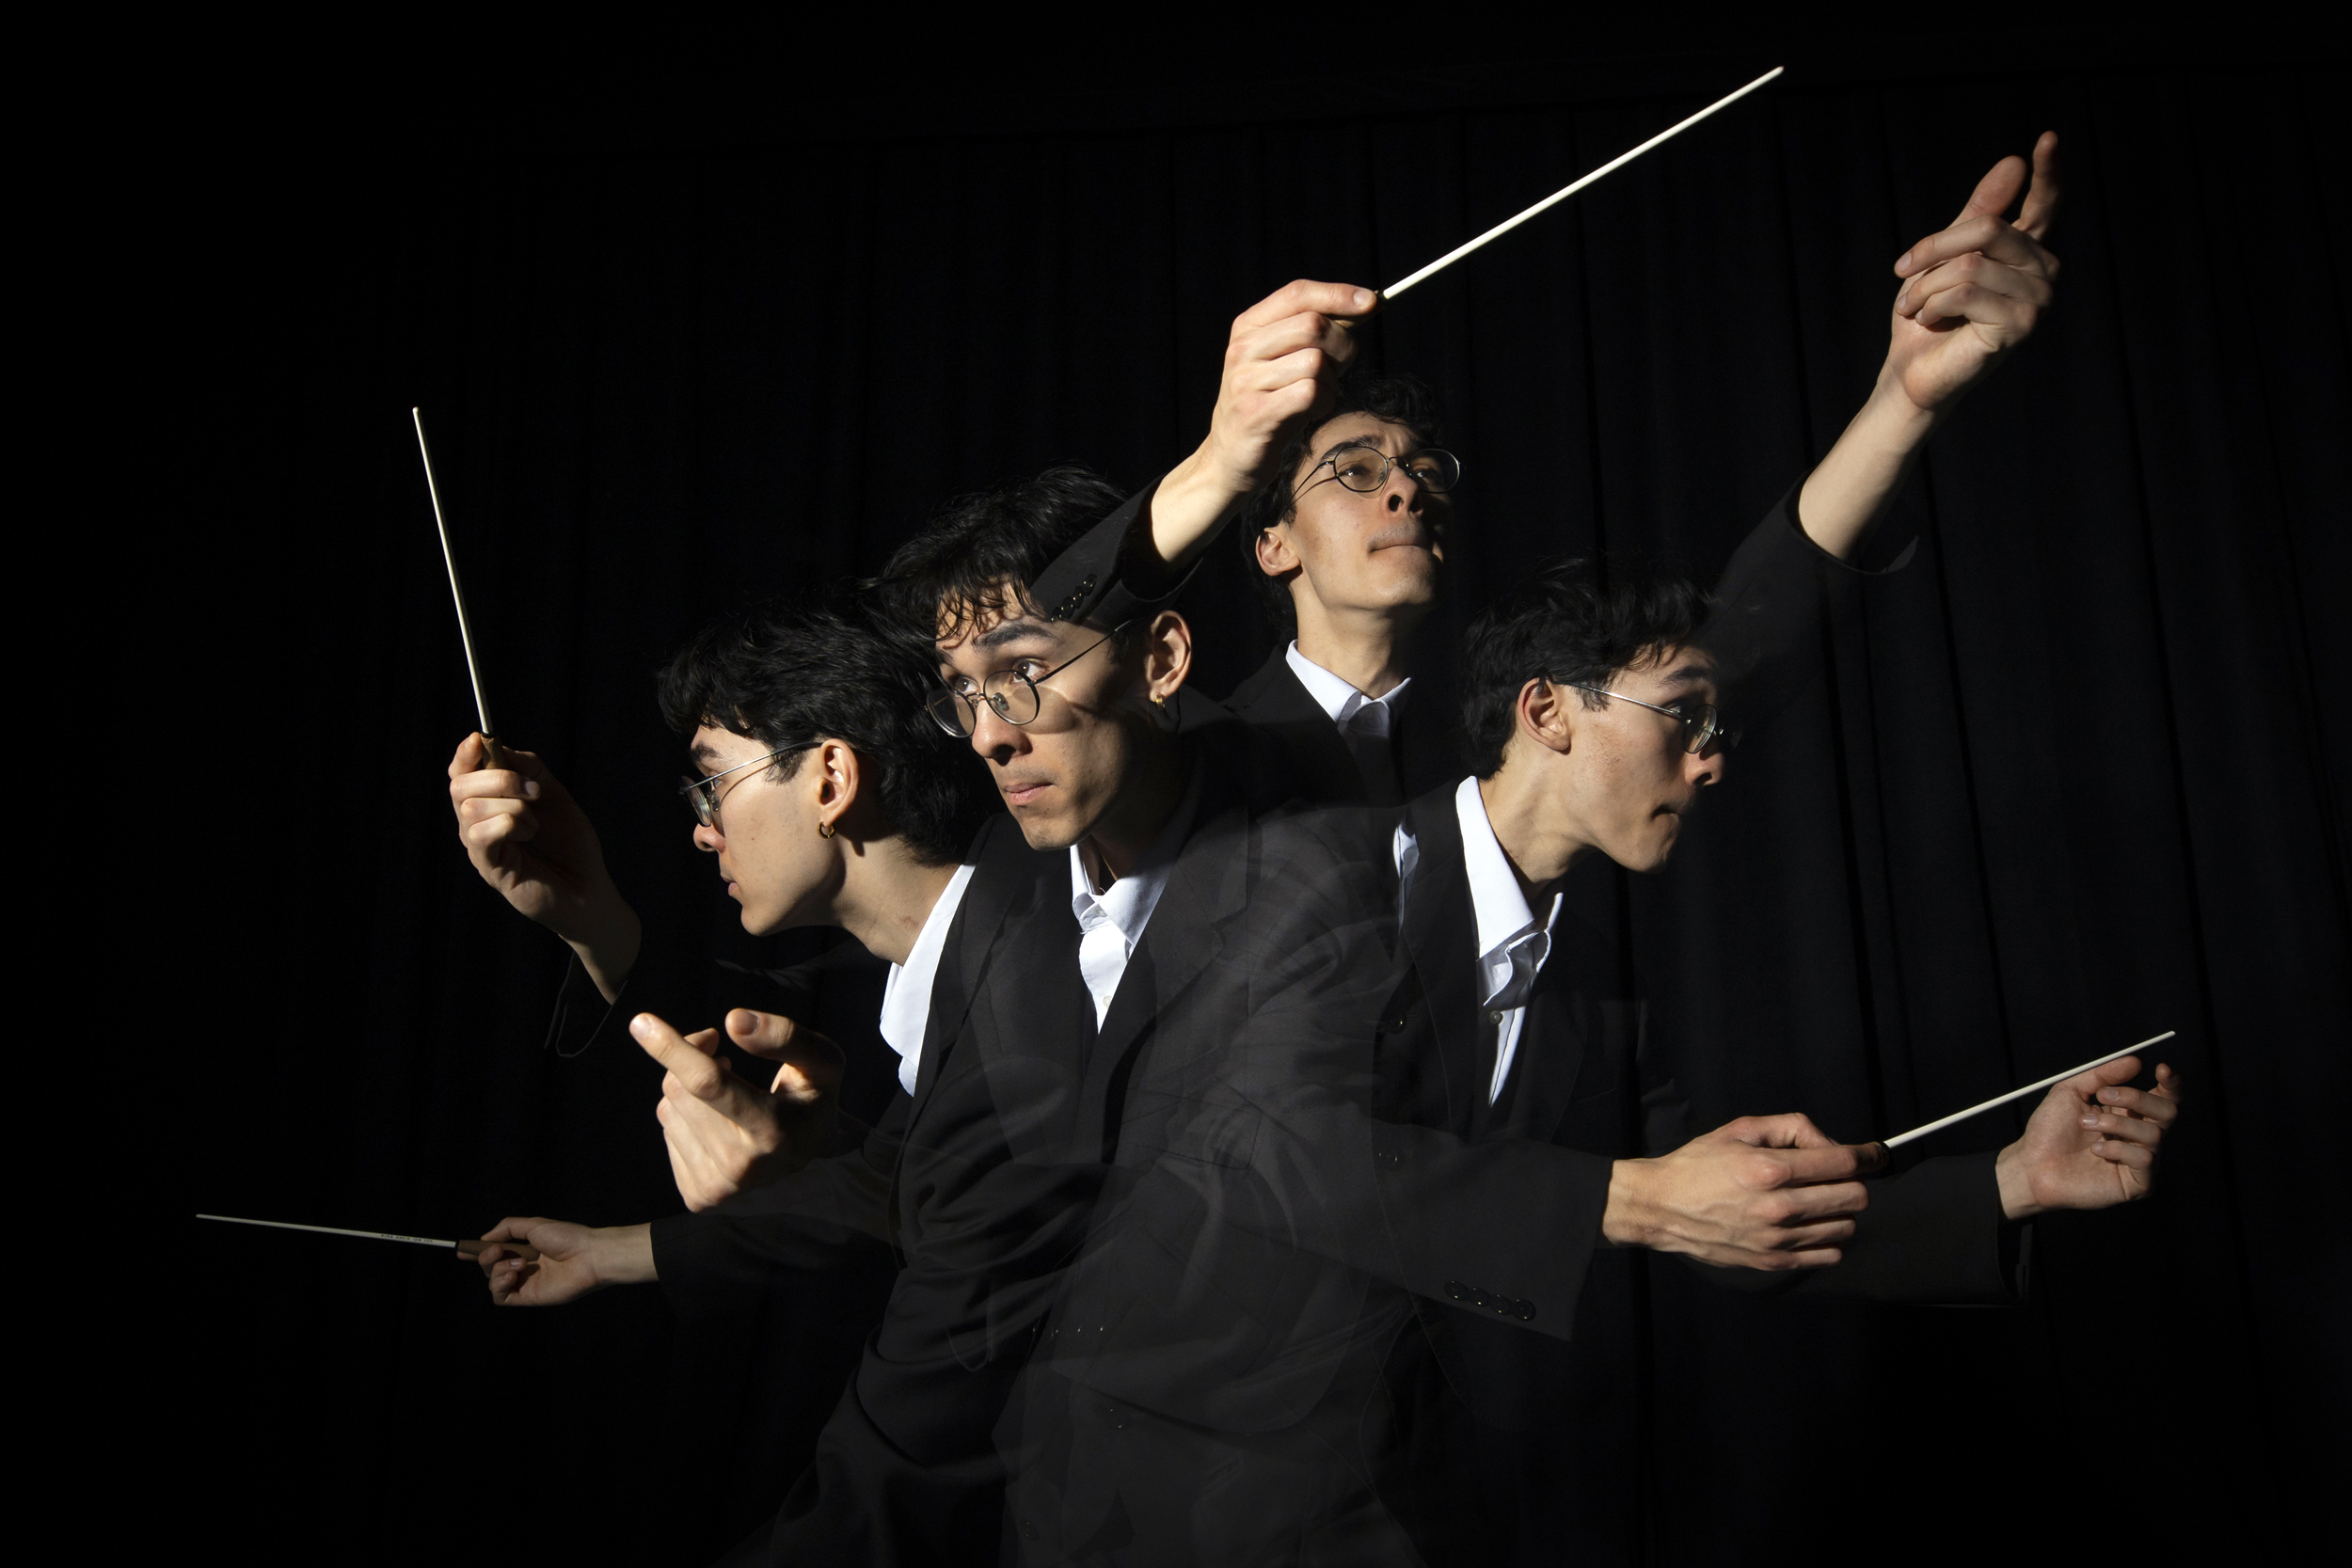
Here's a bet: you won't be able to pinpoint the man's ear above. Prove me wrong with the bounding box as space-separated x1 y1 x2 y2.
1517 678 1576 756
1142 610 1194 701
812 737 862 832
1254 525 1301 579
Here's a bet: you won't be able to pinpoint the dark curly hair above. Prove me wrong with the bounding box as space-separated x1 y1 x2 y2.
1233 374 1450 631
1460 559 1712 778
657 589 995 865
874 466 1133 641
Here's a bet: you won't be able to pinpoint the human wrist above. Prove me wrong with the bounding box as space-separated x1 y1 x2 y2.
1856 370 1943 449
1148 447 1250 567
590 1224 659 1286
1994 1143 2042 1222
1602 1159 1660 1247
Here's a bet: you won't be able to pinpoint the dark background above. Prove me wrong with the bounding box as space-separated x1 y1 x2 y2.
184 20 2345 1563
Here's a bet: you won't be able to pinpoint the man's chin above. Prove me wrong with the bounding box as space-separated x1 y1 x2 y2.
1009 804 1082 853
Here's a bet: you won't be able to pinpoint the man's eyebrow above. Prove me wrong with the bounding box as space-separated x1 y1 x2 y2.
689 742 721 767
974 619 1060 651
1315 436 1386 465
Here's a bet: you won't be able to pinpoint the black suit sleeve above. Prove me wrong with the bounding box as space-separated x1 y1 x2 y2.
541 927 712 1060
1699 479 1917 724
1024 476 1204 627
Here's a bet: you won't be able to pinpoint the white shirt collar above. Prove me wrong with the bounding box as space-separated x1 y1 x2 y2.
1285 641 1411 734
1454 775 1563 1006
877 861 978 1095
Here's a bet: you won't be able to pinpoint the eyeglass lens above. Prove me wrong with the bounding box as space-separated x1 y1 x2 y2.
1329 448 1459 494
928 673 1045 737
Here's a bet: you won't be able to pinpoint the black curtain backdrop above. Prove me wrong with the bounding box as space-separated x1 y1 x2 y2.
188 38 2346 1565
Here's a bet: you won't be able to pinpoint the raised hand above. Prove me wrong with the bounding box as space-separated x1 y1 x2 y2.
446 732 641 998
1149 279 1378 567
475 1218 655 1307
1603 1114 1884 1270
1883 131 2062 416
1996 1057 2181 1220
1797 133 2065 559
634 1009 845 1211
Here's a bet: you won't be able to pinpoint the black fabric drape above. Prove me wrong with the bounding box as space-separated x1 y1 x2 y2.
188 46 2344 1565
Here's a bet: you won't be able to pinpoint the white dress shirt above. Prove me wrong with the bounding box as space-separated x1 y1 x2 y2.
876 861 978 1095
1069 769 1201 1028
1286 641 1410 786
1392 776 1565 1103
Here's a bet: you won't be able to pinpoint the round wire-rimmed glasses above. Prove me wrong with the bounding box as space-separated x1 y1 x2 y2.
1295 445 1462 500
679 741 818 828
1567 685 1740 754
926 622 1130 737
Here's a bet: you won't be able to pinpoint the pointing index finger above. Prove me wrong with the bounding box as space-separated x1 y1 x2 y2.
2015 131 2061 242
632 1013 726 1099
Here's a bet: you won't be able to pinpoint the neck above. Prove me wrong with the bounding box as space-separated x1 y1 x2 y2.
831 839 961 968
1079 731 1187 888
1291 599 1416 699
1476 766 1591 907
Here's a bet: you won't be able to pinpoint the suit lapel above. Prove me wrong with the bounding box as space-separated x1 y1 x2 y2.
1399 789 1485 1136
1081 754 1263 1161
1502 974 1587 1145
906 816 1042 1125
1223 646 1368 806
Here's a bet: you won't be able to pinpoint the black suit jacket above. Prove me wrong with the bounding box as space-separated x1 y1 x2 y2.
1220 645 1460 808
675 709 1296 1566
1372 784 2019 1564
660 813 1086 1566
1007 784 2021 1563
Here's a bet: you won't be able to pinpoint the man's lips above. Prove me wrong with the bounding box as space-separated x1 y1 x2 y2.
997 776 1054 806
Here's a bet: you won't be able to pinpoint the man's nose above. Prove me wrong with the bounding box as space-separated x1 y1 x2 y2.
968 701 1025 761
693 822 723 853
1692 747 1727 787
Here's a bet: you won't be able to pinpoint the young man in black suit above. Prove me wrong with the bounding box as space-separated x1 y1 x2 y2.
999 555 2182 1565
1367 563 2183 1561
447 592 1074 1562
466 467 1306 1565
1057 135 2071 816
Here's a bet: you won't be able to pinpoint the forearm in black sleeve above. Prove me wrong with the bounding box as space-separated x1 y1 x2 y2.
1698 479 1918 724
1024 476 1206 627
542 927 709 1059
1694 1150 2026 1307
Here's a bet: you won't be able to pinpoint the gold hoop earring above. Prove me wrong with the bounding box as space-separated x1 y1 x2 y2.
818 820 835 840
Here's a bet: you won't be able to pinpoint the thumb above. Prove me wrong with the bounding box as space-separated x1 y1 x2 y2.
729 1009 843 1080
1953 152 2027 226
1722 1113 1838 1149
2016 131 2062 242
2071 1055 2141 1101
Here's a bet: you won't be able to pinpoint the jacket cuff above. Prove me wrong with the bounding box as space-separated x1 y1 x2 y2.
1026 475 1205 627
542 947 628 1059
